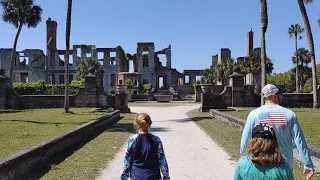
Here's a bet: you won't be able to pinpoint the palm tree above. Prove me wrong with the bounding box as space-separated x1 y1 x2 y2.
288 24 304 93
64 0 72 113
200 68 216 84
292 48 311 66
260 0 268 105
237 49 274 95
292 48 311 90
297 0 318 108
237 49 274 78
76 57 102 79
0 0 42 84
215 58 235 85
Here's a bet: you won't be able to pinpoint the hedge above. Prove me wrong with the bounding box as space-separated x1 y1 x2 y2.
13 79 84 95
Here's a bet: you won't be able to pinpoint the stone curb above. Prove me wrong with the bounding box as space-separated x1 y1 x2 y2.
0 110 121 180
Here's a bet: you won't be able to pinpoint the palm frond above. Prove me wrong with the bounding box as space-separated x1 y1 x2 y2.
0 0 42 28
27 5 42 28
304 0 313 4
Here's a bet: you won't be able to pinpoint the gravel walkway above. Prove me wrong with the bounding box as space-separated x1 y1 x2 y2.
96 105 236 180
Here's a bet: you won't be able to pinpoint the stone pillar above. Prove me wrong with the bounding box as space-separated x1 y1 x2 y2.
165 45 171 69
137 49 143 87
83 73 98 107
148 47 155 85
85 74 97 95
92 48 98 59
115 94 131 113
0 75 8 109
103 51 110 92
189 74 196 86
81 49 86 61
229 71 245 107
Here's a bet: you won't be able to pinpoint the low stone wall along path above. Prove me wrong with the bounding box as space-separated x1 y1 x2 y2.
97 105 236 180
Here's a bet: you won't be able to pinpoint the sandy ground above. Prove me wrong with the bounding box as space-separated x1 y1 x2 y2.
96 105 236 180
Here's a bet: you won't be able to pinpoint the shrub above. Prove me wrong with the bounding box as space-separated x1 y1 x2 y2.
125 79 134 91
303 78 312 93
13 80 84 95
139 83 152 95
193 80 201 88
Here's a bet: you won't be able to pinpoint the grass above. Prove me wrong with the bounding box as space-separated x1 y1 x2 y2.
128 101 200 107
187 109 320 180
224 108 320 147
0 108 109 160
34 113 137 180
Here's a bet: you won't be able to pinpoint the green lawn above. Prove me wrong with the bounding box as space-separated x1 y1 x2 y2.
128 101 200 107
0 108 109 159
34 113 136 180
224 108 320 147
187 109 320 180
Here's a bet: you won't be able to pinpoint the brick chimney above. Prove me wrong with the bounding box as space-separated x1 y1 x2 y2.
46 18 57 66
46 18 57 49
247 28 253 55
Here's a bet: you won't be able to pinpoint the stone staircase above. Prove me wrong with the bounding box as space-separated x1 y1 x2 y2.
180 94 195 101
154 89 173 95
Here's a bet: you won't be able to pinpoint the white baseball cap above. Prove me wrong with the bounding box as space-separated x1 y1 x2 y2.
261 84 286 97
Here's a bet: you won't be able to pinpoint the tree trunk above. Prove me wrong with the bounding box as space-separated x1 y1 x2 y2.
297 0 318 108
295 35 299 93
64 0 73 113
9 23 23 85
260 0 268 105
300 61 304 91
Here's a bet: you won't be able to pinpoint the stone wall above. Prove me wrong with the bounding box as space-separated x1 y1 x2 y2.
201 71 320 111
0 74 130 112
172 85 194 94
0 111 121 180
200 86 232 112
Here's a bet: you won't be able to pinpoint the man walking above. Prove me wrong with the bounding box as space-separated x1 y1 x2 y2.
240 84 315 179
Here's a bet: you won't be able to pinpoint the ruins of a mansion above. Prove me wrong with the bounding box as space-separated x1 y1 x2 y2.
210 28 261 87
0 18 188 94
0 16 263 104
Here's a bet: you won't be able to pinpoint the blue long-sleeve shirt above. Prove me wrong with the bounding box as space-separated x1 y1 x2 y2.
120 133 170 180
240 104 314 170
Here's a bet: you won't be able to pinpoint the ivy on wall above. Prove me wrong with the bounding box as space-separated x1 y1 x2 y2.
13 79 84 95
73 44 96 53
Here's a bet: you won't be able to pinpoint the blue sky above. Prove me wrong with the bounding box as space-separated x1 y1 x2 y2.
0 0 319 74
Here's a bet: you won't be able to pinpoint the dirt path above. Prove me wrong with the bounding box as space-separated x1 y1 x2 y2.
97 105 236 180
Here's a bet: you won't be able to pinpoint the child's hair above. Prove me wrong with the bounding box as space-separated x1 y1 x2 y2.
134 113 152 133
247 123 284 165
247 137 284 165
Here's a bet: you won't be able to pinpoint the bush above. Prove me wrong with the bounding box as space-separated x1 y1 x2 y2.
193 80 201 87
13 80 84 95
303 78 312 93
125 79 134 91
139 83 152 95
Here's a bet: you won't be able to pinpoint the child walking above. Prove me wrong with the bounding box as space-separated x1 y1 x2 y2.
234 123 294 180
120 113 170 180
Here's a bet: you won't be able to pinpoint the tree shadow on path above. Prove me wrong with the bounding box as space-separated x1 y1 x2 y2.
158 117 212 124
21 117 127 180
